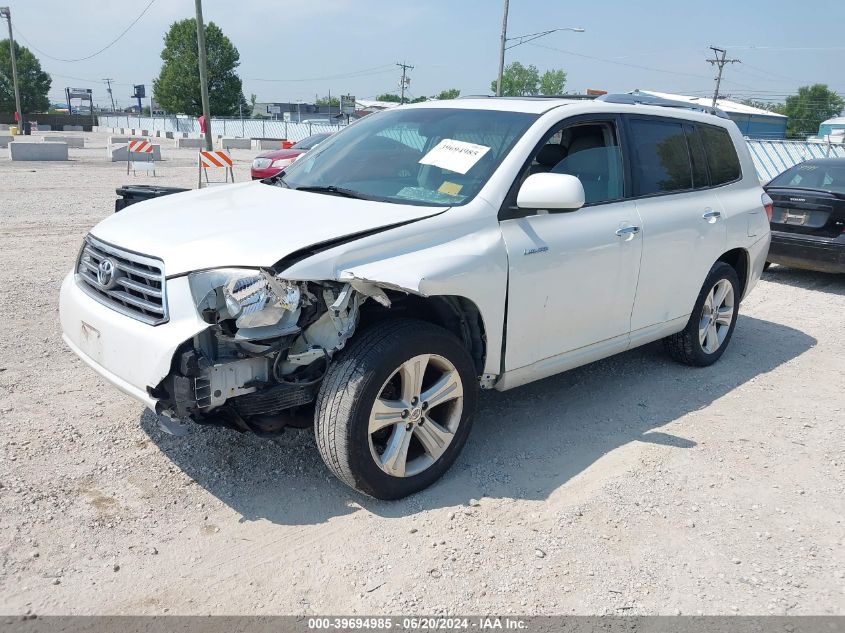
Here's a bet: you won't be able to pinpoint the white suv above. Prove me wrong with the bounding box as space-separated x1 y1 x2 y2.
60 95 771 499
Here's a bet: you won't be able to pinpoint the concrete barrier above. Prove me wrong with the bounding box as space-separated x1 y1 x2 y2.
34 124 52 132
108 143 161 162
176 137 205 148
220 137 251 149
63 125 83 132
42 136 84 148
0 123 9 131
10 142 68 161
108 135 135 145
255 138 289 150
0 135 13 148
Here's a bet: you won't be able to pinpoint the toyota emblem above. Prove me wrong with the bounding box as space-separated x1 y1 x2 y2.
97 258 117 288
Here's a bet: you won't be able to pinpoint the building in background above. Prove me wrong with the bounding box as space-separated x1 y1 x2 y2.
634 90 788 140
817 116 845 142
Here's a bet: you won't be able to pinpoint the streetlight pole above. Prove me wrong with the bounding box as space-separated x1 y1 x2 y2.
495 0 510 97
1 7 23 134
194 0 213 151
495 1 584 97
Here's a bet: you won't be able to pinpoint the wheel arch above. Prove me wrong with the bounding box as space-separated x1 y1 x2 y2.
717 247 750 300
358 292 488 377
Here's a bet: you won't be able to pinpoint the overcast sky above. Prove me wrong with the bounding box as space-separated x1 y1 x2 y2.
8 0 845 108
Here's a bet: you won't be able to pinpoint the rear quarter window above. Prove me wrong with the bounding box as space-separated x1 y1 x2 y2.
699 125 741 185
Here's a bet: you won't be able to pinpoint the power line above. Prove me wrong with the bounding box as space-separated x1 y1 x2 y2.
721 45 845 52
247 64 396 83
706 46 741 107
530 42 716 81
11 0 156 63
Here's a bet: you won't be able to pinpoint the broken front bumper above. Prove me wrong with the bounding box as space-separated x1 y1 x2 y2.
59 271 209 412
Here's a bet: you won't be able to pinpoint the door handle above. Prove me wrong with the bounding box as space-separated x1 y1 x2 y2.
615 225 641 241
702 209 722 223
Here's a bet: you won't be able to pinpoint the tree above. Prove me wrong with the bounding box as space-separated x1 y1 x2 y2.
376 93 402 103
491 62 539 96
153 19 243 116
740 98 781 112
0 40 51 113
439 88 461 99
436 88 461 100
315 95 340 107
775 84 845 139
539 69 567 96
249 93 257 110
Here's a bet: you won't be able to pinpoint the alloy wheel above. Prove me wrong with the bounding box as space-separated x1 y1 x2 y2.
699 278 735 354
368 354 464 478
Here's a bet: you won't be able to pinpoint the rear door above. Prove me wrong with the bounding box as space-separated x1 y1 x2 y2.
625 116 728 332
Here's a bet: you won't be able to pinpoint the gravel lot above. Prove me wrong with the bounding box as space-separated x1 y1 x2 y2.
1 132 843 616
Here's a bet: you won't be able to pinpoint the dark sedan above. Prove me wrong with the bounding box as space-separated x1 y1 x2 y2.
764 158 845 273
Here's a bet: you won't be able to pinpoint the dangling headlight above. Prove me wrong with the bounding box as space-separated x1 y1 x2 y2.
188 268 301 329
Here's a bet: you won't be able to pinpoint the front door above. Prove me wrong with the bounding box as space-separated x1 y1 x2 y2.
500 116 643 371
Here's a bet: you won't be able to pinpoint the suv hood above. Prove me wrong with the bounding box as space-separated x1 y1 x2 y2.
91 182 445 276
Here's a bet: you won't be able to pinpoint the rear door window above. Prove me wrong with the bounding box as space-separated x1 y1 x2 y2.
627 118 693 196
699 125 741 185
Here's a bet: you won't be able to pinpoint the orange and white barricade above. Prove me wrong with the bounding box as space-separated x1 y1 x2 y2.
127 139 156 176
198 150 234 188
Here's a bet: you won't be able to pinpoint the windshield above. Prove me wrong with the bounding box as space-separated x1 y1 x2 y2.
292 133 331 150
276 107 538 206
769 161 845 195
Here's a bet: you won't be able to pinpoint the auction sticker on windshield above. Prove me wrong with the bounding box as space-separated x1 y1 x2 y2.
419 139 491 175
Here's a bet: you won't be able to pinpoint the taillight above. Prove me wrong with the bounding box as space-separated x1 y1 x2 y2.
761 192 773 222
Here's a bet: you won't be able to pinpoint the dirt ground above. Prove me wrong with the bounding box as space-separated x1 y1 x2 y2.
0 132 843 616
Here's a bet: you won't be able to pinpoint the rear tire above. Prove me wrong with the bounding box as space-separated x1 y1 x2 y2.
315 319 478 499
664 262 740 367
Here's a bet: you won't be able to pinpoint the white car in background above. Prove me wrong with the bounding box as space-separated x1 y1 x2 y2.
60 95 770 499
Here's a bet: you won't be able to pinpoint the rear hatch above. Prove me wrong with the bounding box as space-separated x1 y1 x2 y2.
765 188 845 240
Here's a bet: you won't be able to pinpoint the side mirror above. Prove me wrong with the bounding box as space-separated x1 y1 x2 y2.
516 173 585 212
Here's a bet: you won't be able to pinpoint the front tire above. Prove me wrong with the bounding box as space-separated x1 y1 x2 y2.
315 319 478 499
664 261 740 367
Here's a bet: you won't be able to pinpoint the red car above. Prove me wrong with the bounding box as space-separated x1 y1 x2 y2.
250 132 332 179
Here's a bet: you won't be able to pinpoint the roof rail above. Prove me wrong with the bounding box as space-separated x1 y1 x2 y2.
597 91 730 119
456 94 597 101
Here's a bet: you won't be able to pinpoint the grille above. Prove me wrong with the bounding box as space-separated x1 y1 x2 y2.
76 235 168 325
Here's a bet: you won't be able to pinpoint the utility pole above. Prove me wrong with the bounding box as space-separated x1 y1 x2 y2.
1 7 23 134
707 46 740 108
496 0 510 97
102 78 116 112
396 61 414 104
194 0 213 150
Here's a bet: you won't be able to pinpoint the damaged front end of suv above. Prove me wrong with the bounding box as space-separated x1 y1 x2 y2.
152 269 391 435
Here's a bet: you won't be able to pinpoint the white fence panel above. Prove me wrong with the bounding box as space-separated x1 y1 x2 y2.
96 115 345 143
745 139 845 182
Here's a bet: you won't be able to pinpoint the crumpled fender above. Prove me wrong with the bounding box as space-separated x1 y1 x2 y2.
334 225 509 376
